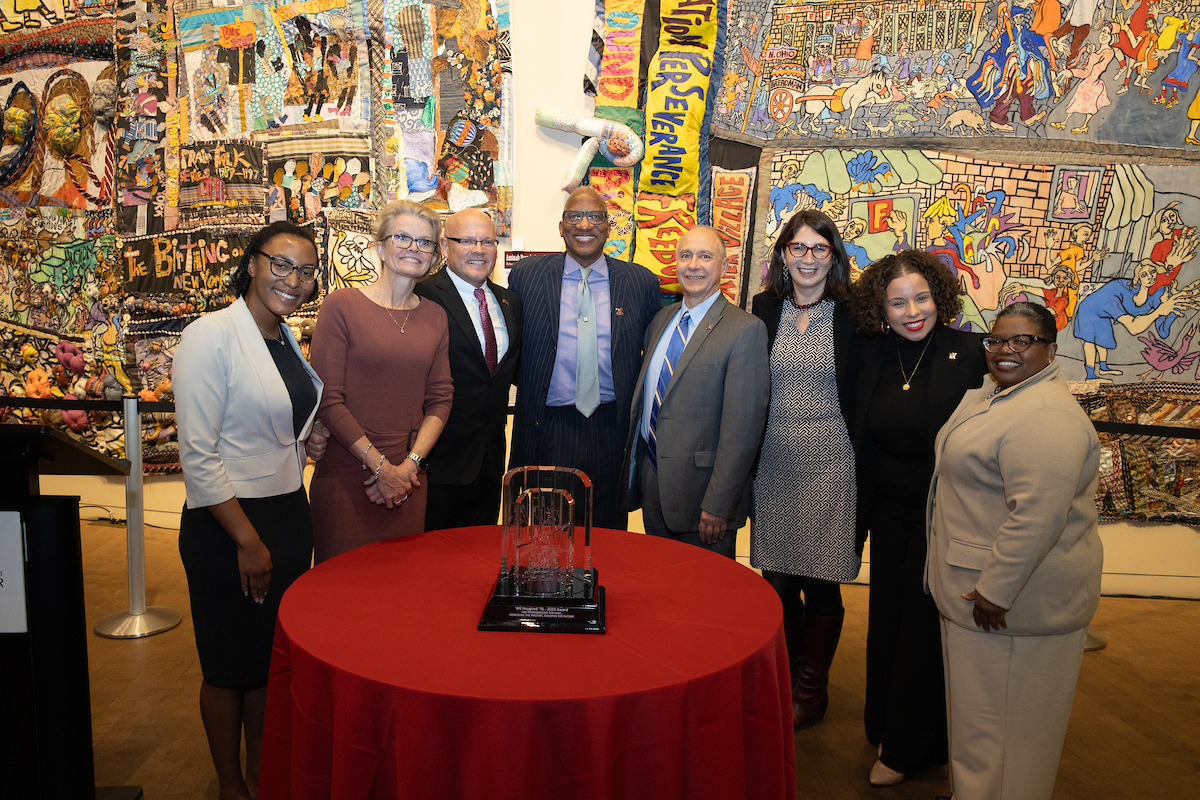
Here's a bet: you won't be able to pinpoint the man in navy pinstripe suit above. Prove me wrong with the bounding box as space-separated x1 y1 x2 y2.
508 187 661 530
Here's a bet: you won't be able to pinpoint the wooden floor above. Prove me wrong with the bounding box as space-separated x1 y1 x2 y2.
79 520 1200 799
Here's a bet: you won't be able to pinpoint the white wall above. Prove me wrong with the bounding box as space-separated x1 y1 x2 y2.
47 0 1200 600
509 0 597 252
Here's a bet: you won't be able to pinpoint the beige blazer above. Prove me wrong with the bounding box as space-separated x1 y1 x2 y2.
925 361 1103 635
176 298 323 509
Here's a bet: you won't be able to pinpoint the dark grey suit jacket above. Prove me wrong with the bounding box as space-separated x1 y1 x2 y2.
624 295 770 531
415 267 522 487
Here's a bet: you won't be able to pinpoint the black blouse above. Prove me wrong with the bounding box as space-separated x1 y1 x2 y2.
265 330 317 439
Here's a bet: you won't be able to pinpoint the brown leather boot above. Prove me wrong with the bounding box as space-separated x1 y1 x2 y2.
783 615 805 687
792 610 844 729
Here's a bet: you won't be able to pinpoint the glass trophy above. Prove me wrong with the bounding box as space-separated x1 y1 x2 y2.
478 466 605 633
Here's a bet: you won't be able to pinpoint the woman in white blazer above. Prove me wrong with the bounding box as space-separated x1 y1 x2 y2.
175 221 326 800
927 302 1102 800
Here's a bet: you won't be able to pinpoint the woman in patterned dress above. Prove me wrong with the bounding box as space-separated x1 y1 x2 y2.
750 210 860 729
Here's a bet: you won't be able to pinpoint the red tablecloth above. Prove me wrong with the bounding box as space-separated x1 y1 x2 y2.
259 527 795 800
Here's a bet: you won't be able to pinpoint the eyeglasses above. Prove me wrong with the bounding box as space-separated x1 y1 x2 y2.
785 242 833 260
383 233 438 253
258 253 317 283
562 210 607 224
445 236 498 248
981 334 1053 352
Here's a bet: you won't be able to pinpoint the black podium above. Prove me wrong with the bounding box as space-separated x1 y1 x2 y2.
0 425 141 799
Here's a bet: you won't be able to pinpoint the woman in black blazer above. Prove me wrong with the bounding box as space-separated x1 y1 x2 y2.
848 250 986 786
750 209 862 730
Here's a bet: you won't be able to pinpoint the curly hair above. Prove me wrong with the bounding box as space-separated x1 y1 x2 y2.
849 249 964 337
231 221 320 303
761 209 851 302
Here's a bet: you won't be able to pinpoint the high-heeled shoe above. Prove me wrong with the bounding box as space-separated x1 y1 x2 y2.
869 759 905 786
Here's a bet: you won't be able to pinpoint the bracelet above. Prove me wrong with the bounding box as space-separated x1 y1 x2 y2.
361 442 376 470
372 452 386 481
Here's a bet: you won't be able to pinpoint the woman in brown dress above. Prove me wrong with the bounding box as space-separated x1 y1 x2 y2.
309 199 453 563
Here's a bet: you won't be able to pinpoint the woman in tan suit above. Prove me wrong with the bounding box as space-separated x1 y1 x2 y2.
927 301 1103 800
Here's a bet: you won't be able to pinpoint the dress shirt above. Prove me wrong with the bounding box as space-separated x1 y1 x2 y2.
641 290 723 440
445 267 510 362
547 254 615 406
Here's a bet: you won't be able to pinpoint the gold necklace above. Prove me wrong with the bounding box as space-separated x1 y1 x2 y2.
371 287 418 334
257 321 282 341
385 306 416 334
897 333 934 391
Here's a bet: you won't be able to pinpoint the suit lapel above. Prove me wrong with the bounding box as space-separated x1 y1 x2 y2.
233 299 293 447
492 279 519 373
439 270 486 357
663 296 727 403
606 256 633 358
541 255 565 343
854 337 885 444
633 306 674 420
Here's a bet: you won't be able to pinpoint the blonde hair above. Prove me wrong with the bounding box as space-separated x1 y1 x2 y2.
375 199 442 256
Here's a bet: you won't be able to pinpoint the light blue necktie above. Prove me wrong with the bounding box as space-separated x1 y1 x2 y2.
575 266 600 417
646 312 690 471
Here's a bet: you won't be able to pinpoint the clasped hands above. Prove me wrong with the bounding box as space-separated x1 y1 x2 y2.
365 456 420 508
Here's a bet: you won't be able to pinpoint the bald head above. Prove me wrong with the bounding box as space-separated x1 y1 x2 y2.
560 186 611 267
441 208 498 287
676 225 727 307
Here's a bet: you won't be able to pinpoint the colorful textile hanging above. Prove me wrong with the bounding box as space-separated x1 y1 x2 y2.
633 0 720 293
710 165 755 305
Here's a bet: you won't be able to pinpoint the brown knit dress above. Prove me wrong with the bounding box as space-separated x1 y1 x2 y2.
309 288 453 564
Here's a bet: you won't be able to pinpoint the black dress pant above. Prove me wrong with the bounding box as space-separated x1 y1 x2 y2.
535 402 628 530
425 464 502 531
864 507 948 774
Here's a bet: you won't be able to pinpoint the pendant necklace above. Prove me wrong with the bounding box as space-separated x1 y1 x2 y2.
385 307 415 334
897 334 934 391
377 288 417 334
257 321 283 343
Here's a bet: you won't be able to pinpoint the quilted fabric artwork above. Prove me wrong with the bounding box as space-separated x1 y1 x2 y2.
262 131 372 223
113 0 171 235
0 53 118 210
320 207 377 291
178 139 266 225
717 0 1200 150
176 0 369 141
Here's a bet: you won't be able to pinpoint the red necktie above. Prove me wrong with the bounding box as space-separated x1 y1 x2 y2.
475 287 498 375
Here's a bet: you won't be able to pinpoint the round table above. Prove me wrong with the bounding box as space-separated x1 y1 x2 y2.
259 527 795 800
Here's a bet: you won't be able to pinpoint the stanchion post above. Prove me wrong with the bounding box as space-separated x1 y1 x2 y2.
93 396 182 639
124 395 147 617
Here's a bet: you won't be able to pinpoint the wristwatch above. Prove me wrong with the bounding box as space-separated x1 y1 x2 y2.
407 451 429 471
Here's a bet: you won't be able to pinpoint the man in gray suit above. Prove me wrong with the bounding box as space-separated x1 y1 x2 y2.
626 226 770 557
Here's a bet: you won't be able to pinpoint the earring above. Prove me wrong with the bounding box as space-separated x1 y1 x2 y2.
882 321 890 333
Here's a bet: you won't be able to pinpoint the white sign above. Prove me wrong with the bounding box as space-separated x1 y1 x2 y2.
0 511 28 634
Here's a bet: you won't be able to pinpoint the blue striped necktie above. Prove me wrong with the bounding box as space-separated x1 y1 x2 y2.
647 312 690 471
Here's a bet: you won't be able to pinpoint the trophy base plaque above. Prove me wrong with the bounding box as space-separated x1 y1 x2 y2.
478 568 606 634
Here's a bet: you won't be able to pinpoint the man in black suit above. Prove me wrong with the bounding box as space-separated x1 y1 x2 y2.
417 209 521 529
508 187 660 529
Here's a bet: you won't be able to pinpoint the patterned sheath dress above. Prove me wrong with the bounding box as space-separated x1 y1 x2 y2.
751 300 859 580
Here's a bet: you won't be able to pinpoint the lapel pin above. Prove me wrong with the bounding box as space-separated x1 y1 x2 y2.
706 324 714 330
501 298 509 305
616 308 624 316
949 352 958 359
